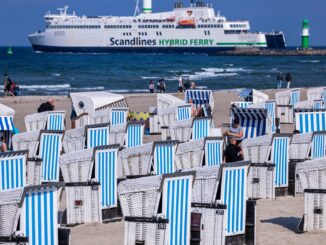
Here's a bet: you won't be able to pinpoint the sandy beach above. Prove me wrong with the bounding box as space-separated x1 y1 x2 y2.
1 88 324 245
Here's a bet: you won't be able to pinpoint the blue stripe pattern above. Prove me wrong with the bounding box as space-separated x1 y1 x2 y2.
272 137 289 187
154 144 175 175
240 119 266 138
313 101 323 109
192 118 210 140
126 124 143 148
222 167 246 235
265 101 276 133
23 188 58 245
205 140 223 166
0 116 14 130
290 90 300 106
186 90 211 107
177 106 191 121
40 134 61 182
96 149 117 208
295 111 326 133
111 110 127 125
163 176 192 245
231 102 253 108
311 134 326 159
87 127 110 148
47 114 64 130
0 155 25 190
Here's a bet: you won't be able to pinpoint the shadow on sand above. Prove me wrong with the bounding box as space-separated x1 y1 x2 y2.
261 216 301 232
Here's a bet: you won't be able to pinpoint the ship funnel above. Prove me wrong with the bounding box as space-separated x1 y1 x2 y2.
143 0 152 13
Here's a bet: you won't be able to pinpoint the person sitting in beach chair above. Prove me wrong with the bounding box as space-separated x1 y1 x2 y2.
223 136 243 163
223 117 244 145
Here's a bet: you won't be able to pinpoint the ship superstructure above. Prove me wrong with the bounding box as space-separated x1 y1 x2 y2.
28 1 285 53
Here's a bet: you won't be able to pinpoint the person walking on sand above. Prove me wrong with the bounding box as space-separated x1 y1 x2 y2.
178 75 184 94
277 72 283 89
285 73 292 88
37 97 55 113
149 80 155 93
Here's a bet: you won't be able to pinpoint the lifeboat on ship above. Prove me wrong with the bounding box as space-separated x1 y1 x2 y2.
178 19 196 28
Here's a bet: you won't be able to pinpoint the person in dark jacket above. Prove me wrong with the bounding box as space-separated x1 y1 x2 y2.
285 73 292 88
277 72 283 89
37 97 55 113
224 136 243 163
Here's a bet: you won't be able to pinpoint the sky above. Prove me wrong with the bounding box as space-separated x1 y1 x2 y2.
0 0 325 46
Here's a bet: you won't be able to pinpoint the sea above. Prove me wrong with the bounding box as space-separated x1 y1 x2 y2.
1 47 326 95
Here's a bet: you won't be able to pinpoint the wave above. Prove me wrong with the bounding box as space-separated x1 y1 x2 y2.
140 76 160 79
20 84 71 90
51 73 61 77
201 67 251 73
109 89 148 93
298 60 320 63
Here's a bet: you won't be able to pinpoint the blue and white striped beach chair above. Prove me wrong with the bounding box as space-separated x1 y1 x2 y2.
290 90 300 106
86 123 110 148
125 123 144 148
220 162 249 236
0 151 28 190
294 109 326 133
110 108 128 126
39 130 64 182
185 89 214 109
231 102 253 108
310 132 326 159
94 145 119 209
270 134 290 187
176 105 192 121
231 108 269 138
21 183 63 245
162 172 194 245
204 137 224 167
191 117 212 140
265 101 277 133
153 141 178 175
46 111 65 130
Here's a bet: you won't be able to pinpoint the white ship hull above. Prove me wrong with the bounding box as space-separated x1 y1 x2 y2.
29 3 283 53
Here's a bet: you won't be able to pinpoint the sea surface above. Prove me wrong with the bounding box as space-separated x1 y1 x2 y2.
0 47 326 95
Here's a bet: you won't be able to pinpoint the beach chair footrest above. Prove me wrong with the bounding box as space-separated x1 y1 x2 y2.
0 236 28 243
275 187 288 197
102 207 123 223
58 228 71 245
225 234 245 245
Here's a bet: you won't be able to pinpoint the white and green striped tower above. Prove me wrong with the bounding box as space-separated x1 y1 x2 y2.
301 19 310 49
143 0 152 13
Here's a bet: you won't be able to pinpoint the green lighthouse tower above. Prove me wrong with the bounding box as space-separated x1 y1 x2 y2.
301 19 310 49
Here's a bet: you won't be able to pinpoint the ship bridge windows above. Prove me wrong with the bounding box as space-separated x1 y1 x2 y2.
230 24 247 29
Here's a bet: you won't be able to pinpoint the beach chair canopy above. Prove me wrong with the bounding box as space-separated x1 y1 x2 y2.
297 157 326 190
275 89 301 106
0 103 15 131
175 139 205 170
238 89 268 103
185 89 214 110
70 91 128 118
242 134 273 163
12 130 40 158
248 101 277 133
231 107 270 138
289 132 312 161
295 109 326 133
157 94 184 113
307 87 326 101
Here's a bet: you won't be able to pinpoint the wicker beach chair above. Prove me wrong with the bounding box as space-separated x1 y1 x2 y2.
238 89 269 103
242 135 273 164
175 139 205 170
0 188 28 244
307 87 326 101
275 89 301 124
0 151 28 191
191 117 212 140
153 141 178 175
12 131 40 158
157 94 184 113
185 89 214 110
24 112 48 132
295 109 326 133
119 143 153 177
231 107 271 138
85 123 110 148
46 111 66 130
169 119 193 142
125 122 144 148
89 108 111 125
89 107 129 126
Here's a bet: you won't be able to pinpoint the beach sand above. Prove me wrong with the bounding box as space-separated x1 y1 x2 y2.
0 88 322 245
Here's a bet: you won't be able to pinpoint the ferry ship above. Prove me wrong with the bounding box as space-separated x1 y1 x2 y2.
28 0 286 53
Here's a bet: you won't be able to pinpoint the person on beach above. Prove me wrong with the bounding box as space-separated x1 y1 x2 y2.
184 79 190 90
285 73 292 88
277 72 283 89
223 136 243 163
3 73 9 96
223 118 244 146
178 75 184 93
70 105 77 129
0 136 8 152
190 81 196 89
158 79 166 93
149 80 155 93
37 97 55 113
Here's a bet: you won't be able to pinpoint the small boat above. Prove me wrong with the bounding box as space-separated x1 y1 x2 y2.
178 19 196 27
7 47 13 55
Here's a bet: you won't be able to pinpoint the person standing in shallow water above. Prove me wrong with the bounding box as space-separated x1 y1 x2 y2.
149 80 155 93
277 72 283 89
285 73 292 88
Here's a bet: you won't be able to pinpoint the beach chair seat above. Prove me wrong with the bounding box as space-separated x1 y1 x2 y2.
231 107 271 138
125 122 144 148
12 131 40 158
20 183 68 245
119 143 153 177
0 188 28 244
62 127 85 154
169 119 192 142
38 130 64 182
175 139 205 170
185 89 214 110
46 111 66 130
0 151 28 191
153 141 178 175
85 123 110 149
294 109 326 133
191 203 226 245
